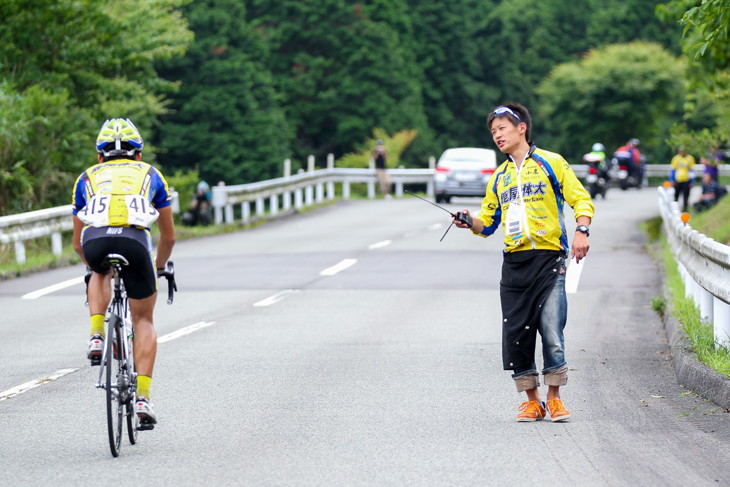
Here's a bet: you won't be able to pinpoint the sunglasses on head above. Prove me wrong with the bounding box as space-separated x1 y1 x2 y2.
493 106 522 122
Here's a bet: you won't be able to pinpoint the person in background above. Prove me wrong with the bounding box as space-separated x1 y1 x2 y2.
182 180 212 226
701 154 719 182
614 138 643 186
670 146 696 212
373 139 391 199
694 172 726 212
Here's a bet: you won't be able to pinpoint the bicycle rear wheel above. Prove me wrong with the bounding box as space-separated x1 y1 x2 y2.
105 315 123 457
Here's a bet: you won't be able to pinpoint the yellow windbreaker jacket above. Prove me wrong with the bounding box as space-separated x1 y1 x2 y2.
473 146 594 254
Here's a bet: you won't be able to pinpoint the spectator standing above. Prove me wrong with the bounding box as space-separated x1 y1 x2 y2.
373 139 391 199
670 147 696 211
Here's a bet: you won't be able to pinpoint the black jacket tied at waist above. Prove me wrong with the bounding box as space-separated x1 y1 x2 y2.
500 249 564 370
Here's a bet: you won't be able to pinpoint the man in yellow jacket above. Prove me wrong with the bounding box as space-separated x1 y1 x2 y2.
670 147 696 211
454 102 594 422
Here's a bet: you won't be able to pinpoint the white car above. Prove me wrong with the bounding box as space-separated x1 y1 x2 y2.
434 147 497 203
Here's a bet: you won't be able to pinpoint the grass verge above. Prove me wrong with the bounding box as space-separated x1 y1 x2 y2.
652 225 730 378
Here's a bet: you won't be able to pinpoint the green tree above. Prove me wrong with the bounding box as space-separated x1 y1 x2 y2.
155 0 292 185
0 0 192 213
406 1 499 152
406 0 680 154
657 0 730 152
244 0 431 167
537 42 684 163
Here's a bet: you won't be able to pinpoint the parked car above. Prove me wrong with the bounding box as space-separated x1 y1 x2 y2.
434 147 497 203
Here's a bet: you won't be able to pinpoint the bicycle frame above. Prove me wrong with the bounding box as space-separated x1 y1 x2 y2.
95 258 134 391
89 253 176 457
95 253 137 457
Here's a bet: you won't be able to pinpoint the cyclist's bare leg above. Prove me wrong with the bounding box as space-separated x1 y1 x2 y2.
129 293 158 380
88 271 112 322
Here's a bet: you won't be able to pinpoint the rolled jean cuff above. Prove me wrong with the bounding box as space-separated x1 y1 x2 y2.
543 365 568 386
511 371 539 392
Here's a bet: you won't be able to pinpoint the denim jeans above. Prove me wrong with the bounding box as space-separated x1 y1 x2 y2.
511 269 568 391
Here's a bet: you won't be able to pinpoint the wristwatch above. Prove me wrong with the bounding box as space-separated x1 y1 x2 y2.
576 225 590 237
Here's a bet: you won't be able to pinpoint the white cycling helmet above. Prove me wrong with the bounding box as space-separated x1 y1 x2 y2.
592 143 605 152
96 118 144 158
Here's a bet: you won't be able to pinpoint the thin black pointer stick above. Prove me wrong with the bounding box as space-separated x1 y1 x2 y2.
404 190 456 217
404 190 471 241
440 221 455 242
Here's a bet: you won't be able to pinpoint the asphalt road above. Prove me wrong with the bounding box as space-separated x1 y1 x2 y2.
1 187 729 486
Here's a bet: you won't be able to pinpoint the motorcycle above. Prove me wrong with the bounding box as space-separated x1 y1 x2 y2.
613 150 644 190
582 152 612 199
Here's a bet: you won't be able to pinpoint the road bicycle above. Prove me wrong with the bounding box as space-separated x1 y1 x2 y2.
92 254 176 457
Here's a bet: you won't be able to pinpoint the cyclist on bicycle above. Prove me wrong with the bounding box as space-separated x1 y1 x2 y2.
72 118 176 427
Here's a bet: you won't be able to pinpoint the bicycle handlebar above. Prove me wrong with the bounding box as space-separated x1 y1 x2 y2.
157 261 177 304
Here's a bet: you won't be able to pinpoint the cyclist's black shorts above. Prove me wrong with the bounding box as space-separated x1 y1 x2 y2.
82 226 157 300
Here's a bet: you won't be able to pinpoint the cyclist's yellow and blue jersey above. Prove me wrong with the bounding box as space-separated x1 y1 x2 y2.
72 159 172 230
473 146 594 254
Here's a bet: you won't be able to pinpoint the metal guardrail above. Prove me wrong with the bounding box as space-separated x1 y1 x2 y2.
1 162 727 266
0 163 434 263
0 192 178 265
657 186 730 347
0 206 74 264
211 166 435 225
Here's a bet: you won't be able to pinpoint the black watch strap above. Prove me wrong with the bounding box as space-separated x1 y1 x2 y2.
576 225 590 236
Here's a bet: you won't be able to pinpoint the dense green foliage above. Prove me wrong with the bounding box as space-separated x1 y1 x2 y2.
155 0 684 185
657 0 730 156
5 0 729 215
0 0 193 214
537 42 684 163
155 0 292 185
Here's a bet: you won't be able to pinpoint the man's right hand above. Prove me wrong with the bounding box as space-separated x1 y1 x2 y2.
454 209 472 229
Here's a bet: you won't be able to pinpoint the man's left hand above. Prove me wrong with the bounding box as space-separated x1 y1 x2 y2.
571 233 590 263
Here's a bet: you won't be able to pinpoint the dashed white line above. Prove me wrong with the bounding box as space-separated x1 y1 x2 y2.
0 368 79 402
21 276 84 300
157 321 216 343
253 289 299 307
320 258 357 276
368 240 392 249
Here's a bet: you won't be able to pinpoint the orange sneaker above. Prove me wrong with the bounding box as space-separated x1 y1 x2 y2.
546 397 571 422
516 400 546 422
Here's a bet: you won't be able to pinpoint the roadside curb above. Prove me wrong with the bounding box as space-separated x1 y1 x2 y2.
662 286 730 409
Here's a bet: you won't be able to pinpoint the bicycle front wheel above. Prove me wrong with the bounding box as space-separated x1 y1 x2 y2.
126 332 139 445
105 315 123 457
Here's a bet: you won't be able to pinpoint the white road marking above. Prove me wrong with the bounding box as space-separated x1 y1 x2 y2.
253 289 299 307
21 276 84 300
565 257 585 294
157 321 216 343
368 240 392 249
0 368 79 402
428 223 443 231
320 258 357 276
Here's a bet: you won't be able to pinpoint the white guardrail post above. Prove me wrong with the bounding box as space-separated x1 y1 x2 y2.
658 186 730 347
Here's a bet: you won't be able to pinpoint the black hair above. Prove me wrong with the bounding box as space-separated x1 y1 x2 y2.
486 102 532 145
